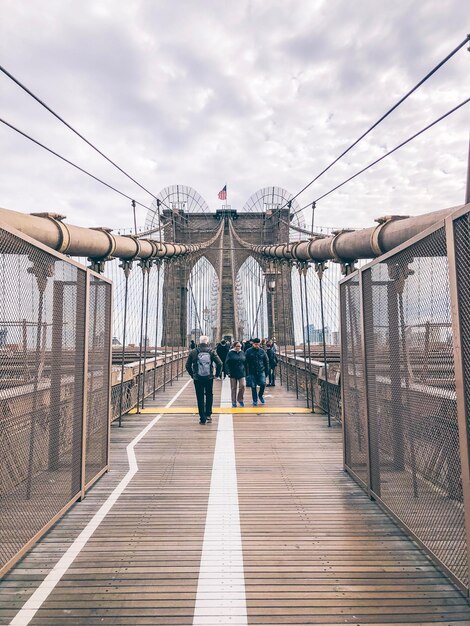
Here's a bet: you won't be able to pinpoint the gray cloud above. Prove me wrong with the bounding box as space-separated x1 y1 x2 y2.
0 0 468 233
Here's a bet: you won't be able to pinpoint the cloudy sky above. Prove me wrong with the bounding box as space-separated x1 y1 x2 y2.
1 0 468 233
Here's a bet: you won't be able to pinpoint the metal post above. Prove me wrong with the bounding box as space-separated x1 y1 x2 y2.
298 264 309 408
303 267 316 413
49 281 64 470
80 272 91 500
445 211 470 590
26 257 54 499
105 278 113 471
136 260 148 412
153 260 162 400
465 131 470 205
387 270 405 471
316 263 331 425
118 260 132 427
280 261 289 390
141 261 152 409
360 268 379 496
289 264 299 399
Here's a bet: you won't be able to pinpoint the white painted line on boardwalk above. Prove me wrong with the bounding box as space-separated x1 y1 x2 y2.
9 377 192 626
193 377 247 625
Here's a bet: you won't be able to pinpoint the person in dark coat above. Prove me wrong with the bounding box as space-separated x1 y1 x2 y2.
224 341 247 408
266 340 278 387
189 339 196 350
185 336 222 424
243 339 252 352
216 340 230 377
245 338 269 406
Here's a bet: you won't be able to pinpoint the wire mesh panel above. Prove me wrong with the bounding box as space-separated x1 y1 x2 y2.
453 211 470 461
340 273 368 484
0 227 86 574
85 275 112 487
363 225 467 590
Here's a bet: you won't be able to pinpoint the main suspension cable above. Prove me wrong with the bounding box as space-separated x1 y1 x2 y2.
292 96 470 217
0 63 164 204
0 117 151 211
278 35 469 212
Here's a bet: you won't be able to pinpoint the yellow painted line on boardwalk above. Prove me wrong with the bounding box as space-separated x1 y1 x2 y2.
128 406 312 414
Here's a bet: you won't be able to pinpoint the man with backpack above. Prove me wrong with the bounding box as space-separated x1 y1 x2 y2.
185 335 222 424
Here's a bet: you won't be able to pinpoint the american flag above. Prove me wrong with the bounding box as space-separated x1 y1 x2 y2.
217 185 227 201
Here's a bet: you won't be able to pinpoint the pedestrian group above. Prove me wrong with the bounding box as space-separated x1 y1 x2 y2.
185 336 278 424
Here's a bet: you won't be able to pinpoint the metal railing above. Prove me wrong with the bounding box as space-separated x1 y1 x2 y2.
0 221 112 577
339 204 470 595
278 351 342 420
110 350 187 420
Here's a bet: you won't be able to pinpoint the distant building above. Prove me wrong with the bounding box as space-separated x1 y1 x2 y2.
112 336 121 346
305 324 332 344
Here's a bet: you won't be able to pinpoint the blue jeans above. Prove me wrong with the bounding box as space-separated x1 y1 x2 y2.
251 373 266 402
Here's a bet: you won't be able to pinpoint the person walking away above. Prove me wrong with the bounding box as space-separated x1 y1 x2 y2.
224 341 246 408
266 340 278 387
245 338 269 406
243 339 252 352
186 335 222 424
216 339 230 378
189 339 196 350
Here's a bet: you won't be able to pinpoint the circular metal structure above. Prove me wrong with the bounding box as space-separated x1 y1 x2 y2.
240 186 306 240
145 184 210 232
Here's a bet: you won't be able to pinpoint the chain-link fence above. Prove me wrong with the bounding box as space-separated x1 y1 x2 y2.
0 223 112 577
340 208 470 594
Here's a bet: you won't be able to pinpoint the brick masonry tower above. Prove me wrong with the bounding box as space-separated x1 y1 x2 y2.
160 207 294 347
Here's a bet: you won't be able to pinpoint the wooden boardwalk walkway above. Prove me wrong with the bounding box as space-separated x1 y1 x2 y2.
1 375 469 625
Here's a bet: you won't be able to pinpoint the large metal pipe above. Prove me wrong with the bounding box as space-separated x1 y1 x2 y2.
0 206 222 259
232 204 466 263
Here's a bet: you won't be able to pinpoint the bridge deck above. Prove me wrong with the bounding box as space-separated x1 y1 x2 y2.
1 376 469 625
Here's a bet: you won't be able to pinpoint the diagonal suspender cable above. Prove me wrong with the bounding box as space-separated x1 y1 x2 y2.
277 35 470 212
291 96 470 216
0 63 165 204
0 117 152 211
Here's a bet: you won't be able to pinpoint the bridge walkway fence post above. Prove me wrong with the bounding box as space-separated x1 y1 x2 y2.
297 262 310 409
340 205 470 597
446 204 470 596
279 259 289 391
0 219 112 578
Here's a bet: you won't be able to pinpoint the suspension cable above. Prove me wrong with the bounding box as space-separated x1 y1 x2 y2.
291 96 470 216
0 63 167 204
278 35 470 211
0 117 152 211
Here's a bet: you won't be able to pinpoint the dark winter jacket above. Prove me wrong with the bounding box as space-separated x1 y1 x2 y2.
216 342 230 366
267 346 278 368
245 346 269 376
185 344 222 381
224 349 247 380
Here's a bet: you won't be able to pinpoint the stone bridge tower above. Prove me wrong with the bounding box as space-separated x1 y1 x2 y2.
160 207 295 347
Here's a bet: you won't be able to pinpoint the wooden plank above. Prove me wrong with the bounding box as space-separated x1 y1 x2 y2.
1 376 469 625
